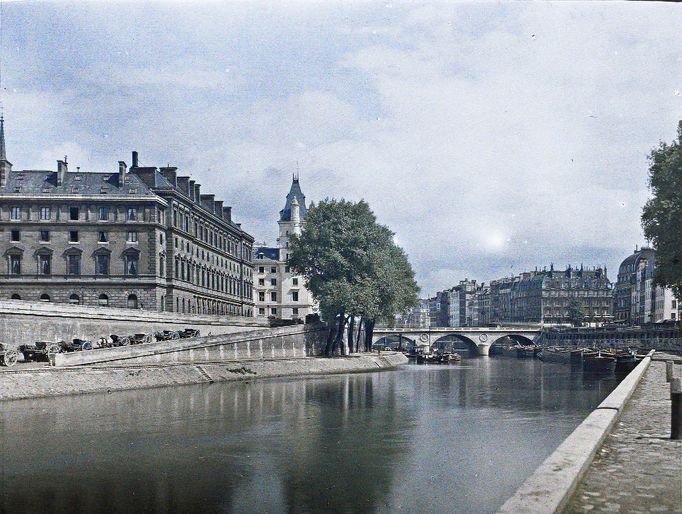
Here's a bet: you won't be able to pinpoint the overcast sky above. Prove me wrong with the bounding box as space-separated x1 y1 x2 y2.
3 1 681 296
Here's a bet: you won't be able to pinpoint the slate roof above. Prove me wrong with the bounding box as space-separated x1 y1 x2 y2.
0 169 155 196
279 177 307 222
254 246 280 260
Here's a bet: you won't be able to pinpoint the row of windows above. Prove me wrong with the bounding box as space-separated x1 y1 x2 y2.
173 258 250 297
10 292 139 308
9 205 147 222
173 237 245 274
257 291 299 302
172 208 247 259
6 253 140 276
257 265 292 274
257 307 300 317
8 229 140 243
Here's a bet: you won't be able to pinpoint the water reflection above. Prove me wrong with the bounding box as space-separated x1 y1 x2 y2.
0 358 618 513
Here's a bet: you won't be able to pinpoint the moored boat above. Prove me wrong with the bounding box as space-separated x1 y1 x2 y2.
538 347 572 364
582 351 616 373
516 345 537 359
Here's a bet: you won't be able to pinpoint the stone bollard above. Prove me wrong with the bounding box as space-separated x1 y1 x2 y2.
666 360 675 382
672 378 682 440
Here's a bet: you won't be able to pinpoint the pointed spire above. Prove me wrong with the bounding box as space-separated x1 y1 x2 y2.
0 115 7 162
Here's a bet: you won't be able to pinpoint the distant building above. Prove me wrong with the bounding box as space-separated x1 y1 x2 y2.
0 119 254 314
613 247 679 325
431 279 479 327
253 176 317 320
396 298 430 328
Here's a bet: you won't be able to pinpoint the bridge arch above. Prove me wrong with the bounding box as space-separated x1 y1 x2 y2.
373 334 418 352
431 334 479 356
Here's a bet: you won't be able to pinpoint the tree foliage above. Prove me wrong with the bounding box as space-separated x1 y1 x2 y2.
289 199 419 355
641 121 682 297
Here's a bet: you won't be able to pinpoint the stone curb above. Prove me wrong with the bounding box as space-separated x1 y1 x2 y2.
497 350 655 514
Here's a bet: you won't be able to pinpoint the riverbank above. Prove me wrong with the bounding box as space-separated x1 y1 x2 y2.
498 351 682 514
0 352 408 401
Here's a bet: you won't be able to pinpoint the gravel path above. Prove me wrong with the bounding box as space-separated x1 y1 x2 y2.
568 359 682 513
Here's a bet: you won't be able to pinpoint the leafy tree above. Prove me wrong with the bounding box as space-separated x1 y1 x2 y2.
289 199 419 355
567 299 585 327
641 121 682 297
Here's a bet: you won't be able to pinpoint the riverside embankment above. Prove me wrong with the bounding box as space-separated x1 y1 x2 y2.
0 352 408 401
499 351 682 514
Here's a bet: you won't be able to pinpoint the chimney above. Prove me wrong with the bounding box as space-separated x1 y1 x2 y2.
57 159 68 186
214 200 223 215
200 194 215 212
194 183 201 203
132 151 139 168
177 176 190 195
188 180 195 201
222 206 232 222
118 161 127 187
159 166 178 186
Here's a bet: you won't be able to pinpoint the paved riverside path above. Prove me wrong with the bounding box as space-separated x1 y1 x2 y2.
567 357 682 513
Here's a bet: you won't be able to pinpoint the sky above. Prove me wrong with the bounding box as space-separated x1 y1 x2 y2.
2 1 681 296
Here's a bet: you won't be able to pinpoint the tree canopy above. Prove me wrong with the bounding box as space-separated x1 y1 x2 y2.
641 121 682 297
289 199 419 355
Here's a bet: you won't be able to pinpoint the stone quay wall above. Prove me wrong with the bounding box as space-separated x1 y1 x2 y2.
0 352 408 401
539 325 682 353
52 323 329 367
0 299 269 348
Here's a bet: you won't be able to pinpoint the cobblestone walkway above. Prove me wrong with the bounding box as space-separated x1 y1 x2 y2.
568 359 682 513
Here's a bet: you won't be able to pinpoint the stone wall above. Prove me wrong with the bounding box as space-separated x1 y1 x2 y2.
0 299 268 348
53 323 329 366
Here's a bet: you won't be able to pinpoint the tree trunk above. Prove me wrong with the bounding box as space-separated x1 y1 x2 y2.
324 324 335 356
332 309 346 356
348 316 355 354
364 318 375 352
356 318 363 353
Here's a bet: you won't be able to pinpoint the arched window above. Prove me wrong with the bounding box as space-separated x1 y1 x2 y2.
40 293 50 302
127 294 138 309
69 294 80 304
98 293 109 306
10 293 21 300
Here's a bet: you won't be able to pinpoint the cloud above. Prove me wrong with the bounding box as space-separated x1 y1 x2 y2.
3 1 681 296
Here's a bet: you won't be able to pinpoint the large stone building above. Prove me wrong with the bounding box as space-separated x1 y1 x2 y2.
435 279 479 327
0 119 254 315
253 176 317 320
613 247 679 325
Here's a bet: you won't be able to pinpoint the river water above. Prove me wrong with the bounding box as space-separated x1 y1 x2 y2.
0 357 619 513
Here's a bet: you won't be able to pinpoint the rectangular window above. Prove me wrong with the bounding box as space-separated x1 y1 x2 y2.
293 308 299 315
69 207 79 220
258 278 265 286
67 255 81 275
127 207 137 221
271 307 277 315
127 231 138 243
125 255 139 276
292 278 299 286
98 206 109 221
673 300 677 309
40 230 50 242
10 206 20 220
258 266 264 273
259 307 265 315
271 278 277 286
270 266 276 273
69 231 79 243
96 254 110 275
285 266 290 273
271 292 277 301
40 207 51 220
259 292 265 302
292 291 299 302
10 230 20 242
39 255 51 275
10 255 21 275
98 231 108 243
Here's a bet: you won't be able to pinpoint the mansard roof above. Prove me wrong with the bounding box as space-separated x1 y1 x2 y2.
279 177 307 222
254 246 280 260
0 169 154 196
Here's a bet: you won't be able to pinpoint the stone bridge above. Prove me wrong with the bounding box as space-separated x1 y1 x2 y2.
373 326 542 356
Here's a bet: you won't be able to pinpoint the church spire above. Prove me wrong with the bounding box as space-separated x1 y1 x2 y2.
0 115 11 188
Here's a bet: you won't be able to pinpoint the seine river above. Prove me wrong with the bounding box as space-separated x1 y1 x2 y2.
0 358 619 513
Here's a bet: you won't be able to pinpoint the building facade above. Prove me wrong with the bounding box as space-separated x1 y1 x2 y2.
0 120 254 315
253 176 317 320
613 247 679 325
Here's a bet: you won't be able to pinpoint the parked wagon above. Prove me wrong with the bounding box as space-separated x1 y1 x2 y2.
0 342 19 367
18 341 62 362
